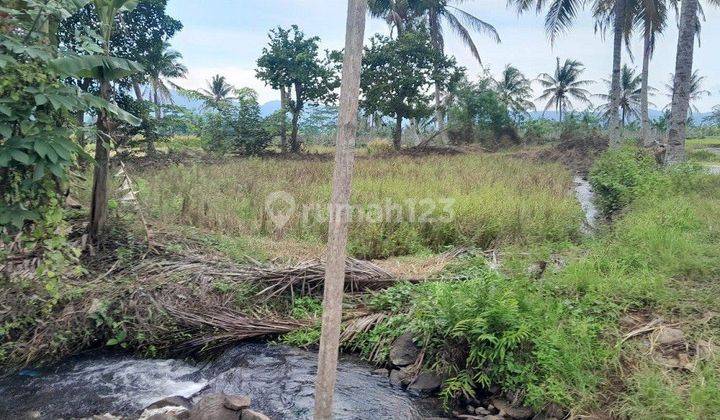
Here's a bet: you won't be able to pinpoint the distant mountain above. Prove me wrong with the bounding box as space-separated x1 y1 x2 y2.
528 109 710 124
169 89 204 112
260 100 281 117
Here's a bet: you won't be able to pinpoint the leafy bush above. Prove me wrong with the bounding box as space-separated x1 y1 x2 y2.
201 89 271 155
366 139 394 156
589 145 663 216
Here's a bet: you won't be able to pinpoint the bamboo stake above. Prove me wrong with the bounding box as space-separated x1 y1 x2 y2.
313 0 367 418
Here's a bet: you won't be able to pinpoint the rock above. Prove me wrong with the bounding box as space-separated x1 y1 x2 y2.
372 368 389 377
223 395 251 411
390 332 420 367
187 394 240 420
491 398 533 420
466 405 475 414
141 407 191 420
475 406 490 415
389 367 414 388
655 327 685 346
542 402 565 419
241 409 271 420
146 396 193 410
407 371 444 397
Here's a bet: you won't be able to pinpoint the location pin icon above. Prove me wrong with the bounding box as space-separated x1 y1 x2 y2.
264 191 296 230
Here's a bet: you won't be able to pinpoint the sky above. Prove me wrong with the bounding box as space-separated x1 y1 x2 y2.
166 0 720 113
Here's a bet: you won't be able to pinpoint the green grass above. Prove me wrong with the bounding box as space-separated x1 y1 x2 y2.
133 154 582 259
328 148 720 416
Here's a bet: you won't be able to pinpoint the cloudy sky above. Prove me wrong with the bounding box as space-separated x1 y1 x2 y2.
166 0 720 112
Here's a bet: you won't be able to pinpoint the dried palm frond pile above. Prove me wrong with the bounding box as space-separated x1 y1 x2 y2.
117 251 401 300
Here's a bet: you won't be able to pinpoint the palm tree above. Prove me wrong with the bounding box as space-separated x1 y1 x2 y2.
146 42 187 120
633 0 667 145
494 65 535 118
201 74 234 108
597 65 647 126
368 0 500 143
666 0 718 163
512 0 631 145
665 70 710 117
537 58 593 122
423 0 499 143
143 43 187 155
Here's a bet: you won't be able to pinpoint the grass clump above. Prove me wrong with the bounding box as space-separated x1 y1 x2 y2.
135 154 582 259
588 144 663 216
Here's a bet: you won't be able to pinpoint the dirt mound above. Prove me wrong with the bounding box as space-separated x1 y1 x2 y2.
518 129 609 174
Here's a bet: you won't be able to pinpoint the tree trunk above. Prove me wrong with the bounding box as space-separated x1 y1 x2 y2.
434 83 447 145
608 0 626 146
133 81 143 101
279 87 288 153
290 83 303 153
640 27 652 146
393 115 402 150
313 0 367 418
290 108 301 153
89 80 111 242
409 118 421 146
667 0 698 164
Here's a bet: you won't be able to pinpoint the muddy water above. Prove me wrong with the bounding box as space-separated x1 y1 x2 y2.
0 343 439 419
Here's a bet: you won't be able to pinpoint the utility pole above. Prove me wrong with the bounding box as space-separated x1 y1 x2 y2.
313 0 367 419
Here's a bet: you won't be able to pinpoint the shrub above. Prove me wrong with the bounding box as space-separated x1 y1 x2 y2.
366 139 394 156
201 90 271 155
589 145 662 216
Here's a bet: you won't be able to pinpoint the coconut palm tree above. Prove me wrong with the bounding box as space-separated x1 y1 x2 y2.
146 42 187 120
633 0 667 145
423 0 499 142
368 1 500 143
512 0 632 145
537 58 593 122
494 65 535 118
665 70 710 117
597 65 649 126
201 74 234 108
666 0 718 163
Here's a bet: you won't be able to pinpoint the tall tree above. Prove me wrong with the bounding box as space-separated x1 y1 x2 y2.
86 0 145 242
360 29 462 149
144 42 187 154
494 64 535 119
423 0 499 143
512 0 630 145
370 1 499 143
633 0 667 145
256 26 341 153
597 65 646 126
314 1 367 417
537 58 593 122
666 0 717 163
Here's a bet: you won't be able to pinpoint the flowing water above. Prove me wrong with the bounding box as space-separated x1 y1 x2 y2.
0 343 439 419
573 175 598 231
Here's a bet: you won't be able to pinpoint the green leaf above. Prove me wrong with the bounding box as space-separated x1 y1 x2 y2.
50 55 144 81
34 141 51 159
0 125 11 139
34 94 48 106
105 102 141 126
33 164 46 181
0 104 11 116
10 150 30 164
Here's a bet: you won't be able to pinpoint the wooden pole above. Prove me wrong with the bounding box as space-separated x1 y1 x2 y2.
313 0 367 419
